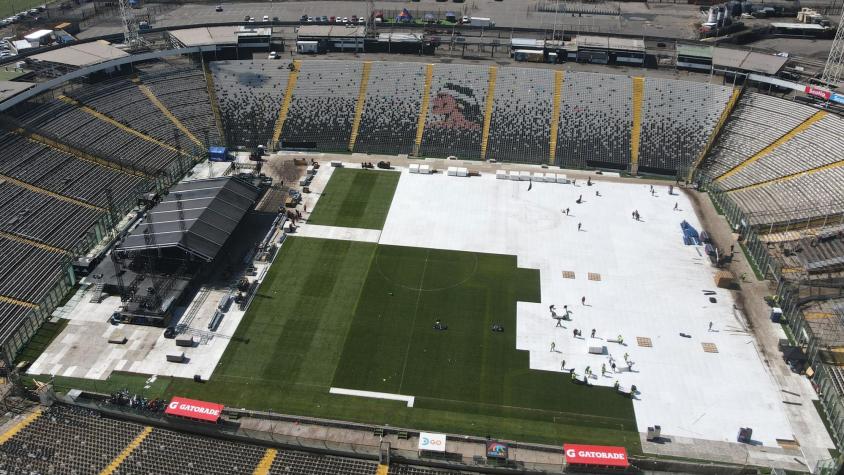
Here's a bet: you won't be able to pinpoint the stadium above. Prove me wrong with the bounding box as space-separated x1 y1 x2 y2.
0 10 841 475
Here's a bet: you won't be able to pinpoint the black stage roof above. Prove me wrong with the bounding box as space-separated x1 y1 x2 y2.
117 177 260 262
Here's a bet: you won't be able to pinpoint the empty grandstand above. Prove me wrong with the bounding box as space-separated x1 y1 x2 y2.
210 60 290 148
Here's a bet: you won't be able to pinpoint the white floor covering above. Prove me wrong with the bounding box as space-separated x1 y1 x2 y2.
378 170 798 447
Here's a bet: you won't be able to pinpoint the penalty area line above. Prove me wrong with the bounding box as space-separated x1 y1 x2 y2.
329 387 415 408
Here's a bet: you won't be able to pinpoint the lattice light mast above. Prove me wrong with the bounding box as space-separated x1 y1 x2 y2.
118 0 141 49
820 9 844 86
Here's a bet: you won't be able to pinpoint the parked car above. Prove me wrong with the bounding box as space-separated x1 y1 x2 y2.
244 15 250 21
262 15 269 21
329 15 336 22
300 14 308 22
342 16 349 23
321 15 328 23
351 15 358 23
215 5 222 12
357 17 365 24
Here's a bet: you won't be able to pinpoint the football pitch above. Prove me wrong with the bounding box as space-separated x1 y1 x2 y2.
305 168 400 230
39 168 639 450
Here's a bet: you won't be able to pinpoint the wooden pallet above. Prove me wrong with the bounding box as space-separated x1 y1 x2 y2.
702 342 719 353
636 337 652 348
588 272 602 281
562 271 575 279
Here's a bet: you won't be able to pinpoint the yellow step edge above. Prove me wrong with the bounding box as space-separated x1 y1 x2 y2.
727 156 844 193
0 173 104 211
376 464 389 475
58 95 196 160
716 110 828 182
99 426 153 475
137 84 203 147
414 64 435 155
548 70 565 166
271 60 301 148
203 62 226 142
348 61 372 152
480 65 497 160
252 448 278 475
630 77 645 176
0 409 43 444
688 87 741 182
0 230 69 255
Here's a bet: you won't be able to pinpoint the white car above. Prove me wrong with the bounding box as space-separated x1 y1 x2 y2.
342 16 349 23
262 15 269 21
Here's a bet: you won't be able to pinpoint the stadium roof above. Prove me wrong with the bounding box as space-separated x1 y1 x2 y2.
117 177 260 262
168 26 238 46
29 40 129 67
713 48 787 75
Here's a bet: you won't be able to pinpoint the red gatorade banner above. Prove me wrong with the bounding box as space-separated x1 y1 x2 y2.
564 444 628 467
805 85 831 100
165 396 224 422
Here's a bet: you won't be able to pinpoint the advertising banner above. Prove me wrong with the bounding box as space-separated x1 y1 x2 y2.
805 85 831 100
164 396 224 422
418 432 446 452
564 444 628 467
486 440 508 459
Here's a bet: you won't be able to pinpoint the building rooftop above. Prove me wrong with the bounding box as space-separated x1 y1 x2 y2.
297 25 366 38
29 40 128 67
0 80 34 102
713 48 787 75
168 26 238 47
677 44 714 59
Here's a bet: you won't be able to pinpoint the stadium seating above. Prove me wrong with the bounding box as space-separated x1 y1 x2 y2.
67 77 193 146
0 405 143 474
354 62 427 156
702 92 817 179
281 60 363 151
0 181 103 250
0 132 146 209
117 426 266 474
486 67 554 164
718 113 844 190
210 60 291 148
556 71 632 170
728 167 844 226
15 99 181 175
137 61 223 148
420 63 489 160
0 236 66 303
638 78 733 174
269 450 378 474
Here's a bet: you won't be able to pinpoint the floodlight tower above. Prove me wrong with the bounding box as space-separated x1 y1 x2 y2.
820 9 844 86
118 0 142 49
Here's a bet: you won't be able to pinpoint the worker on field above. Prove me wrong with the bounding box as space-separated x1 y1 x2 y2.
591 328 596 338
614 380 620 391
550 342 556 352
601 363 607 375
561 360 566 371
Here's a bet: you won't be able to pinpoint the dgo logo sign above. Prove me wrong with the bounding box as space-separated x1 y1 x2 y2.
164 396 224 423
418 432 446 452
564 444 628 467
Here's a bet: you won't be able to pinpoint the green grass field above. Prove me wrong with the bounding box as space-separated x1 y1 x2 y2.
306 168 400 230
26 168 639 451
